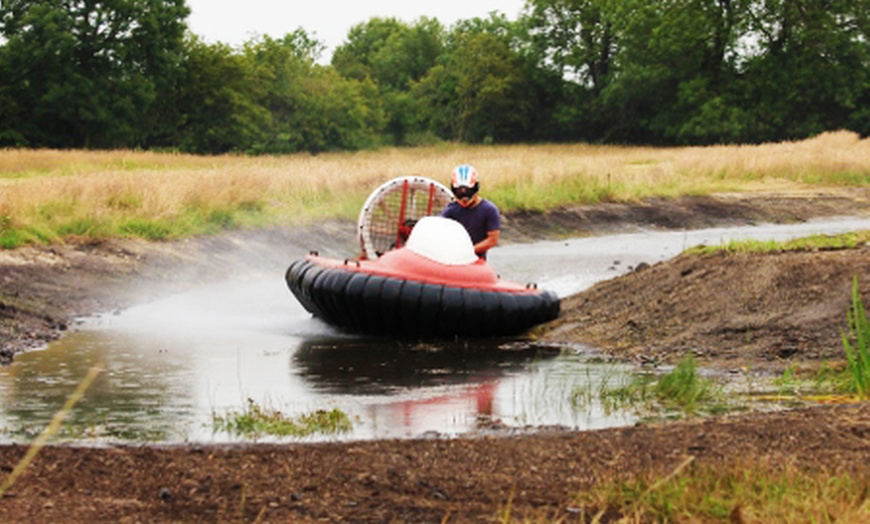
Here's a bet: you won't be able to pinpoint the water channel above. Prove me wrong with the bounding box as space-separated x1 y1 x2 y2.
1 217 868 443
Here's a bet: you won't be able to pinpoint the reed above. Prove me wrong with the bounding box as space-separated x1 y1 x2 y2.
0 365 103 497
1 131 867 248
842 277 870 399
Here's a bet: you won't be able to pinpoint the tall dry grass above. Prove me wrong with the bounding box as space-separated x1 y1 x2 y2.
1 131 868 247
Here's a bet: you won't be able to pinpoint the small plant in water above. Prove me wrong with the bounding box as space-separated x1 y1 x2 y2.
651 354 718 415
841 276 869 399
772 364 803 396
213 399 352 439
572 354 724 418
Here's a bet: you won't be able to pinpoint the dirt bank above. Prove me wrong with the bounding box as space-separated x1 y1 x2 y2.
1 189 869 522
544 246 870 372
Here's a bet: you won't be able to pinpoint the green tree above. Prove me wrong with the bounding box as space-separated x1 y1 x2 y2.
290 67 385 153
241 32 321 153
412 16 535 143
452 31 534 142
333 17 443 91
172 36 269 154
526 0 616 93
0 0 189 148
332 17 444 144
605 0 754 143
0 44 28 146
524 0 620 141
244 33 385 153
739 0 869 140
525 0 867 144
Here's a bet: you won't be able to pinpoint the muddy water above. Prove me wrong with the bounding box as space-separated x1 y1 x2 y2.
1 217 868 443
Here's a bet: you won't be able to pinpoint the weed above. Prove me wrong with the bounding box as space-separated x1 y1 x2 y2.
572 354 724 419
841 276 869 399
652 354 717 416
773 364 801 396
212 398 352 440
120 218 175 240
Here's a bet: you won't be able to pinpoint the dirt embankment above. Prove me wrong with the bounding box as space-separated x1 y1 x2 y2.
545 247 870 372
0 189 868 522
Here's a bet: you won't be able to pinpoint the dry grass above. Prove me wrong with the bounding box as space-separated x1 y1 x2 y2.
1 131 868 247
563 458 869 523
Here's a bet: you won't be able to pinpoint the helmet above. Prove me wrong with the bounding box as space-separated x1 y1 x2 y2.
450 164 479 192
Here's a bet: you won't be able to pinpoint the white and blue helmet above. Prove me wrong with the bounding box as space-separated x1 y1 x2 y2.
450 164 479 192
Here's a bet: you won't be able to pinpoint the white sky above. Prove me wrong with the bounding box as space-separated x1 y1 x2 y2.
185 1 526 61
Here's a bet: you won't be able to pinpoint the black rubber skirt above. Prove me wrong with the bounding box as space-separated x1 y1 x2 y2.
286 258 560 338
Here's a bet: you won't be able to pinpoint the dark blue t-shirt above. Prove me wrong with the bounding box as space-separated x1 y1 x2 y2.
440 199 501 254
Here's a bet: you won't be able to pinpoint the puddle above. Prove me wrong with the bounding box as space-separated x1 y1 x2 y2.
0 334 633 442
1 217 868 443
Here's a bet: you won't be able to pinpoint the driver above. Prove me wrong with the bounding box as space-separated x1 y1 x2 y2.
440 164 501 259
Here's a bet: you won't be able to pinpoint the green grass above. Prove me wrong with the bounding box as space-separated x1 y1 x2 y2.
572 354 729 419
212 399 353 439
687 230 870 255
651 355 719 415
842 277 870 399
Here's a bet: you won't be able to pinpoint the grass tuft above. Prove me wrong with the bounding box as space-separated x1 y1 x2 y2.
572 354 725 419
842 277 870 399
212 399 353 439
651 355 716 415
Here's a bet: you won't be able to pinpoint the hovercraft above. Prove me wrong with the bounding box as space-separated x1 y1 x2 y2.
286 177 559 338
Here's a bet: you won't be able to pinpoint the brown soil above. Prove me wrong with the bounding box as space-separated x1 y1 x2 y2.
544 245 870 372
1 190 869 522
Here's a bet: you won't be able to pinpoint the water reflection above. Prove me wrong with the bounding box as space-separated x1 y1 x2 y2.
0 334 195 441
293 338 560 394
291 339 635 438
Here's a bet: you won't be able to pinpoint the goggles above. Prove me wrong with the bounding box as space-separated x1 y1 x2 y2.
452 185 478 200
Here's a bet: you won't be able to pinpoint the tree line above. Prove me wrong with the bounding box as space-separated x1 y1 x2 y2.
0 0 866 154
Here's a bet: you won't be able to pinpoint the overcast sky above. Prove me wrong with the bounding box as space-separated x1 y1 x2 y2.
185 0 526 61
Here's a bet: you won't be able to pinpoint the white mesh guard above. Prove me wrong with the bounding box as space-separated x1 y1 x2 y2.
357 176 453 259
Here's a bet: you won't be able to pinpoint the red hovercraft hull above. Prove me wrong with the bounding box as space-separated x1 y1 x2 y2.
286 248 560 338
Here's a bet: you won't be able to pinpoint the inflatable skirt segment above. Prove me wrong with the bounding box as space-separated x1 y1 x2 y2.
286 257 560 338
